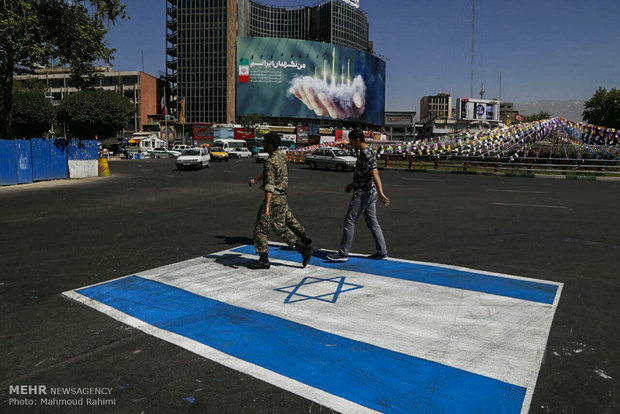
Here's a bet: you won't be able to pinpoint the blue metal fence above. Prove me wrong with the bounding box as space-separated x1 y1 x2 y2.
68 139 98 161
31 138 52 181
30 138 70 181
0 138 91 186
50 139 69 179
0 140 18 185
15 140 33 184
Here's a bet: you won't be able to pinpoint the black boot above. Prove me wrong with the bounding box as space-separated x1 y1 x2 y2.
295 243 313 268
249 253 270 269
300 234 313 246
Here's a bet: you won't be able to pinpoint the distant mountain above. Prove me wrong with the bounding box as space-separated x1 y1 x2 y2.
515 100 584 122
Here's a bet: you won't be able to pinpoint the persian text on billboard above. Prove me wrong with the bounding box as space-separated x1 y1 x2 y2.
236 37 385 126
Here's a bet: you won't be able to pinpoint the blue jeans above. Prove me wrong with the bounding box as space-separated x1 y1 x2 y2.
338 190 387 256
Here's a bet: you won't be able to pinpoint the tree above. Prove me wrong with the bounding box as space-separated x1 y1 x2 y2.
582 87 620 129
12 89 55 138
56 89 134 139
239 113 262 134
525 111 552 122
0 1 127 138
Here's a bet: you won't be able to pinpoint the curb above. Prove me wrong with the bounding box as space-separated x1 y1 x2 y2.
284 161 620 181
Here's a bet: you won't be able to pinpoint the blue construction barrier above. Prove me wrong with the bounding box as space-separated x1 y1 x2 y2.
50 139 69 179
31 138 52 181
68 139 98 160
68 139 98 178
0 139 18 185
15 140 33 184
1 138 94 186
31 138 69 181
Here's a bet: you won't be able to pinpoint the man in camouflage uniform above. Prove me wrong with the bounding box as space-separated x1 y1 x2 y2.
248 132 313 269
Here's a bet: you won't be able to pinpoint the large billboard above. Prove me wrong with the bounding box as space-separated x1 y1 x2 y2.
236 37 385 126
457 98 500 121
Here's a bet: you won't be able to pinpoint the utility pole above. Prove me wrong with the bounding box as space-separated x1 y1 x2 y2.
470 0 475 98
499 72 502 101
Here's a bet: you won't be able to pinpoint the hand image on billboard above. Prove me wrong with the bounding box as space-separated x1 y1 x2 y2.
288 75 366 120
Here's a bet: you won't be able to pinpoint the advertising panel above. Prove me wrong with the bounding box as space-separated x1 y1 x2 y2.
193 123 214 140
234 128 255 140
296 126 309 144
341 0 360 8
237 37 385 126
457 98 500 121
385 112 415 125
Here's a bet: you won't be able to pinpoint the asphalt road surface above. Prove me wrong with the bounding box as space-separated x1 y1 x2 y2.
1 157 618 413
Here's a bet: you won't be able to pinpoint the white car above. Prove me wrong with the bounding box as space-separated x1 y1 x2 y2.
255 147 269 163
148 147 182 158
229 148 252 159
172 144 192 152
176 147 210 170
305 147 357 171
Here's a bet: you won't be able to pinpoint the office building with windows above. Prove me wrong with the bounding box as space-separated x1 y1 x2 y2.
15 66 165 135
166 0 375 126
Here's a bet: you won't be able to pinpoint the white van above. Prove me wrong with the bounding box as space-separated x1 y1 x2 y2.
214 139 247 154
172 144 192 152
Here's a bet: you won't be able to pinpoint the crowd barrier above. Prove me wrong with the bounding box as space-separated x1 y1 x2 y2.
0 138 98 186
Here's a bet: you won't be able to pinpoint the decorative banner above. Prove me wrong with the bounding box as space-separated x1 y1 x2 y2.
180 97 186 124
292 118 619 162
237 37 386 125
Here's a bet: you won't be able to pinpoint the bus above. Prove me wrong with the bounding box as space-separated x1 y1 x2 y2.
246 137 295 155
213 139 247 154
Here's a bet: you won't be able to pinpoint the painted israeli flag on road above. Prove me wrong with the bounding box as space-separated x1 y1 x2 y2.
64 244 562 414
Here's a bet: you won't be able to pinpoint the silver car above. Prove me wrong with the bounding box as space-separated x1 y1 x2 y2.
305 147 357 171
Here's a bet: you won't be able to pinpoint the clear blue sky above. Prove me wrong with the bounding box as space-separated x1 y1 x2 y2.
106 0 620 110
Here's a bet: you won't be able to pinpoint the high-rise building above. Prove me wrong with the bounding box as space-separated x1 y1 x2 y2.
419 93 454 124
166 0 375 125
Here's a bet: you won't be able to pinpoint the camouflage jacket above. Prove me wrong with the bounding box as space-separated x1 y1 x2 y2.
262 151 288 195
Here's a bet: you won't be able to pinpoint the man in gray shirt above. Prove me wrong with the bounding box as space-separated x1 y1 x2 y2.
327 128 390 262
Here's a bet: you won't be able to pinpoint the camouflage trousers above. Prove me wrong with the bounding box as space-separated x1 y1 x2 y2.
253 195 306 254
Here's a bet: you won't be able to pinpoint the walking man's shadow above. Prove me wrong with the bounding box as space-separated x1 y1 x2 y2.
204 252 300 269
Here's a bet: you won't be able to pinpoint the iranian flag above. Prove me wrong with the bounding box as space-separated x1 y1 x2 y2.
238 59 249 83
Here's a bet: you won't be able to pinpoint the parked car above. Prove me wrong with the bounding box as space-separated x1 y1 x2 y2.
229 148 252 159
148 147 181 158
210 146 230 162
172 144 192 152
176 148 210 170
305 147 357 171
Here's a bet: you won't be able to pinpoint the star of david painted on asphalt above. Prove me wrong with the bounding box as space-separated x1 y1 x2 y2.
274 276 363 304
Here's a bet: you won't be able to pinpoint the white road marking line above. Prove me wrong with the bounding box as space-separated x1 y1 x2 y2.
487 189 548 194
492 202 568 209
316 191 349 195
401 178 445 182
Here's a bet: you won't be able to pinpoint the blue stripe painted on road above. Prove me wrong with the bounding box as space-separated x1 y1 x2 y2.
232 245 558 304
77 276 526 414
